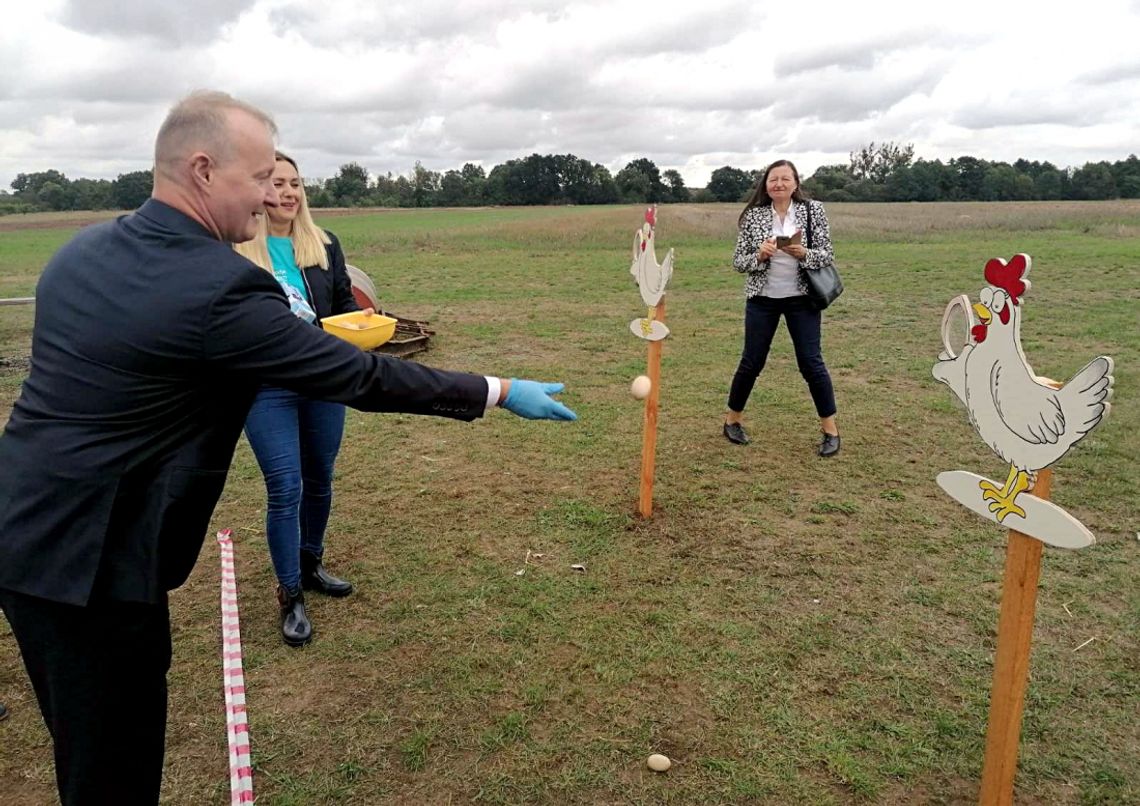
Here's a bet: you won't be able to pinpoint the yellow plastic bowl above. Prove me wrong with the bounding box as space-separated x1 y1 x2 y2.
322 312 397 350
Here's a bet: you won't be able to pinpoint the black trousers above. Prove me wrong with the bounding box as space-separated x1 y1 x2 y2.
0 589 171 806
727 294 837 418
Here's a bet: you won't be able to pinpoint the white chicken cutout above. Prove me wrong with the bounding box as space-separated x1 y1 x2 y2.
932 254 1114 548
629 206 674 340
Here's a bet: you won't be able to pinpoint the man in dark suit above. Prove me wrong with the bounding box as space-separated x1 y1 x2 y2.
0 90 575 805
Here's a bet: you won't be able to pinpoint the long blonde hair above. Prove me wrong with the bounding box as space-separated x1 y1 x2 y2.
234 151 330 270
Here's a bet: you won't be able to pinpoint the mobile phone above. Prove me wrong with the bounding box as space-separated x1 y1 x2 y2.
776 230 802 249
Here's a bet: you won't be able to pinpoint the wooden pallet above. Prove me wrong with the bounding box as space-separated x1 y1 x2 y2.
371 315 434 359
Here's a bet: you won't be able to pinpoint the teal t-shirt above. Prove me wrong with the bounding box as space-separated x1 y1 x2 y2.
267 236 316 323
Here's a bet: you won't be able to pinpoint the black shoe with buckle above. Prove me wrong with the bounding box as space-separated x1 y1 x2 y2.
723 422 750 445
300 550 354 597
277 585 312 647
818 432 841 458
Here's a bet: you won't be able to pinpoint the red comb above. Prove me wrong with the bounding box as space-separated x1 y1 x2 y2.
984 254 1029 305
645 207 656 227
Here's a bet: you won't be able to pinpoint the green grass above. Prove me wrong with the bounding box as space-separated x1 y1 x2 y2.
1 201 1138 804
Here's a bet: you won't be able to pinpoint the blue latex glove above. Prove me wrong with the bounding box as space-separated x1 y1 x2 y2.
502 379 577 421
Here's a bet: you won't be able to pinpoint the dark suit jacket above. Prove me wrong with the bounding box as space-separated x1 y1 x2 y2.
0 200 487 606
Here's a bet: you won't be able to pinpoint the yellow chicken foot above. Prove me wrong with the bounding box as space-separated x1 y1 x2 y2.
637 307 657 337
979 465 1018 498
979 465 1030 522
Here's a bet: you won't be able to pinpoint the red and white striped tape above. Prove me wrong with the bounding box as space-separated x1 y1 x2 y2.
217 529 254 805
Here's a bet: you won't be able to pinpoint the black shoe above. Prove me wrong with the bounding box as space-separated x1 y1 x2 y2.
277 585 312 647
0 702 8 721
818 432 841 458
300 550 354 598
723 422 750 445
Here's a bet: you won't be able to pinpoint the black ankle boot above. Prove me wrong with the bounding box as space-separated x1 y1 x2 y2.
300 550 353 597
723 422 750 445
818 432 841 458
277 585 312 647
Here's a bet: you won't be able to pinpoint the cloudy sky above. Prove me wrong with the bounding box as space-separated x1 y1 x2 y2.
2 0 1139 190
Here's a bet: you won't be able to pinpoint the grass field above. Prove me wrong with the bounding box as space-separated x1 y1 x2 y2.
1 201 1137 805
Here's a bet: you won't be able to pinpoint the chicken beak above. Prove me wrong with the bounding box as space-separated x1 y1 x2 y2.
972 303 992 324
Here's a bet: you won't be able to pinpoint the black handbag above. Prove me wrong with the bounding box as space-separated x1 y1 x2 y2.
803 203 843 309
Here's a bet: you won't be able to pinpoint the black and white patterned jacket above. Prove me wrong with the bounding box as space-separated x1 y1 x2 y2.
732 200 834 298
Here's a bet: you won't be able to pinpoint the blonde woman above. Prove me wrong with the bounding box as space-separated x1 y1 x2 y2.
236 152 372 646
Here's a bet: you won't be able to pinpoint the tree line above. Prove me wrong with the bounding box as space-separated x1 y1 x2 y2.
304 156 693 208
802 142 1140 202
1 169 155 215
4 143 1139 215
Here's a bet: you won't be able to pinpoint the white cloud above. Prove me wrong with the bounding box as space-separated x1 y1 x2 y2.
772 27 955 77
58 0 258 45
1081 60 1140 85
2 0 1139 190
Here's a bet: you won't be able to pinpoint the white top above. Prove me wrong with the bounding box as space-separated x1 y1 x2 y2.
763 202 802 299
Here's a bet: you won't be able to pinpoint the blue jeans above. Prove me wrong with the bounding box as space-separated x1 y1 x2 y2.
244 387 346 591
728 295 837 418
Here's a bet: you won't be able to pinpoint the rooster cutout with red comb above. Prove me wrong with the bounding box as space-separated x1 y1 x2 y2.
629 205 674 341
932 254 1114 548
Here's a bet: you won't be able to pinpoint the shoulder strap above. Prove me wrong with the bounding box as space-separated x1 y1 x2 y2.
804 201 814 249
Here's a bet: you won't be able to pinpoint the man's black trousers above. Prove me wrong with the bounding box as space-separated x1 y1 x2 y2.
1 589 171 805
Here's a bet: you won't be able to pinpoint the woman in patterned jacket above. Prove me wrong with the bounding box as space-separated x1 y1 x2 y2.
722 159 840 457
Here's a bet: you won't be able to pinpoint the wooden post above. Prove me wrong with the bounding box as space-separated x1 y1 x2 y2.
978 466 1053 805
638 298 665 518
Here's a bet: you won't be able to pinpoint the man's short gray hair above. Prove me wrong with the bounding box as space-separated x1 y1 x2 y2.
154 90 277 177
